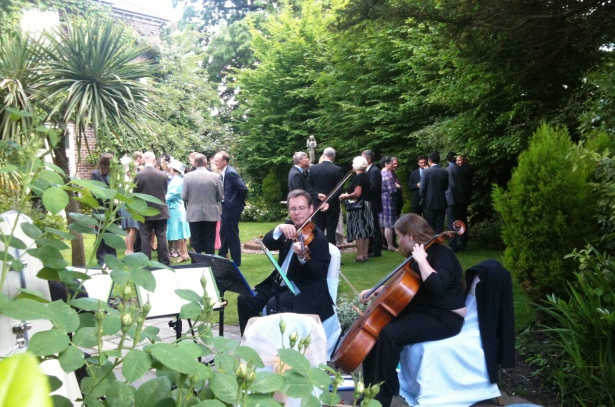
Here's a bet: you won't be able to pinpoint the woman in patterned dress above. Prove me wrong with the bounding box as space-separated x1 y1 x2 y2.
166 161 191 262
340 156 374 262
380 156 401 251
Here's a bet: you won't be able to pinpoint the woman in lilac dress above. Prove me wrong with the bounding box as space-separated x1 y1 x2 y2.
379 156 401 251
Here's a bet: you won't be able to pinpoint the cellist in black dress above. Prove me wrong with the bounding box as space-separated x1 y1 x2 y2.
360 213 466 407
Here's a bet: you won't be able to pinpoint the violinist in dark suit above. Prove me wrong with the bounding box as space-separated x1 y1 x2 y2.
213 151 248 267
236 189 333 335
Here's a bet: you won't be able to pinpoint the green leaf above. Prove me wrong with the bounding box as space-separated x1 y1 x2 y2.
28 329 70 356
37 237 70 251
134 377 171 407
150 343 198 374
68 212 99 226
102 314 121 336
104 254 125 272
299 394 321 407
48 300 80 333
142 326 161 342
123 253 150 268
46 375 63 392
319 392 341 406
307 367 332 390
28 246 68 269
249 371 286 393
68 222 96 234
235 346 265 368
278 348 311 376
177 341 203 359
9 259 25 272
36 268 61 281
58 345 85 372
44 227 75 240
214 353 237 374
103 232 127 250
122 350 152 383
175 289 202 303
179 302 201 319
246 394 284 407
194 400 227 407
281 372 313 398
42 187 69 215
72 327 99 348
3 235 26 249
213 336 239 353
133 193 164 205
15 288 49 303
130 268 156 292
106 381 135 407
0 164 19 172
50 395 73 407
195 363 214 380
70 297 111 312
71 179 106 199
0 353 52 407
21 222 43 240
38 169 65 186
210 373 239 404
0 298 53 320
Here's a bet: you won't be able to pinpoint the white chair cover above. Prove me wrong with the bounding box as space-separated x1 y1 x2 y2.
1 211 81 406
398 294 501 406
241 313 328 406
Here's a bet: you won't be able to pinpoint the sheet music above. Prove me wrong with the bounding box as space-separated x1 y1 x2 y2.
253 237 297 295
138 266 224 318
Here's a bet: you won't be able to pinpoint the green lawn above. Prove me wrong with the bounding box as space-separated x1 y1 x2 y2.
63 222 534 329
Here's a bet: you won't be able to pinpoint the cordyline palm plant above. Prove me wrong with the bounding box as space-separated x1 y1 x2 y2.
34 16 158 266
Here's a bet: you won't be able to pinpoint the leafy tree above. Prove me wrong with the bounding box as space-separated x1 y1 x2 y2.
147 26 233 159
232 0 339 184
35 16 156 266
493 124 597 303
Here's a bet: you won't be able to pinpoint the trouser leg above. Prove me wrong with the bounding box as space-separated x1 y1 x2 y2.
139 221 154 260
237 290 270 335
154 219 170 266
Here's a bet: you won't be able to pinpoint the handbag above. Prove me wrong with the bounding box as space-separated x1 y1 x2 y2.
344 199 364 211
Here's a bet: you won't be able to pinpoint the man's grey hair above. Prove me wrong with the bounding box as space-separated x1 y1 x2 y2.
323 147 336 158
194 153 207 167
293 151 308 165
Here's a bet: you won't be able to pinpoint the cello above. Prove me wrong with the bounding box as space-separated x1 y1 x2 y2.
331 221 466 373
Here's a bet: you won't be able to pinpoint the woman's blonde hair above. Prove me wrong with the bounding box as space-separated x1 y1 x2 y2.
352 156 368 171
394 213 434 244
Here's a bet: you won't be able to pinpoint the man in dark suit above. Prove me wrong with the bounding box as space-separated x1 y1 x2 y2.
419 152 448 234
214 151 248 267
236 190 333 335
288 151 310 192
408 155 428 216
306 147 344 245
362 150 383 257
456 154 474 250
134 151 171 266
445 152 462 251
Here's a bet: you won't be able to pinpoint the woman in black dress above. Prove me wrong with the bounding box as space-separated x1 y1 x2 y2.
359 213 466 407
340 156 374 262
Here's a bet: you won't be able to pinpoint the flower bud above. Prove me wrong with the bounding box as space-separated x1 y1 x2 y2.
121 313 133 327
289 331 299 348
122 285 132 299
303 335 311 348
142 302 152 317
236 363 248 379
355 381 365 396
279 319 286 334
245 369 256 386
95 310 105 323
369 384 381 398
200 275 208 290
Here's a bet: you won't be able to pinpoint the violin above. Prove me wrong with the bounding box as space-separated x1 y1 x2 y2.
331 221 466 373
294 171 353 260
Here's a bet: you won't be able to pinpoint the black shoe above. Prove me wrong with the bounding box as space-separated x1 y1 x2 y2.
368 252 382 258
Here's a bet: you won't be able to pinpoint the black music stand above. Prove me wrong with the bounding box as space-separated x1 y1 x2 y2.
188 252 255 336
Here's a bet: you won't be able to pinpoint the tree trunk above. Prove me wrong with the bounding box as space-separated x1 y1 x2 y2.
53 133 86 267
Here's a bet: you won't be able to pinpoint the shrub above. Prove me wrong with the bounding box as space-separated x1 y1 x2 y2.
241 196 287 222
470 215 505 250
492 124 598 303
539 246 615 406
262 169 283 207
